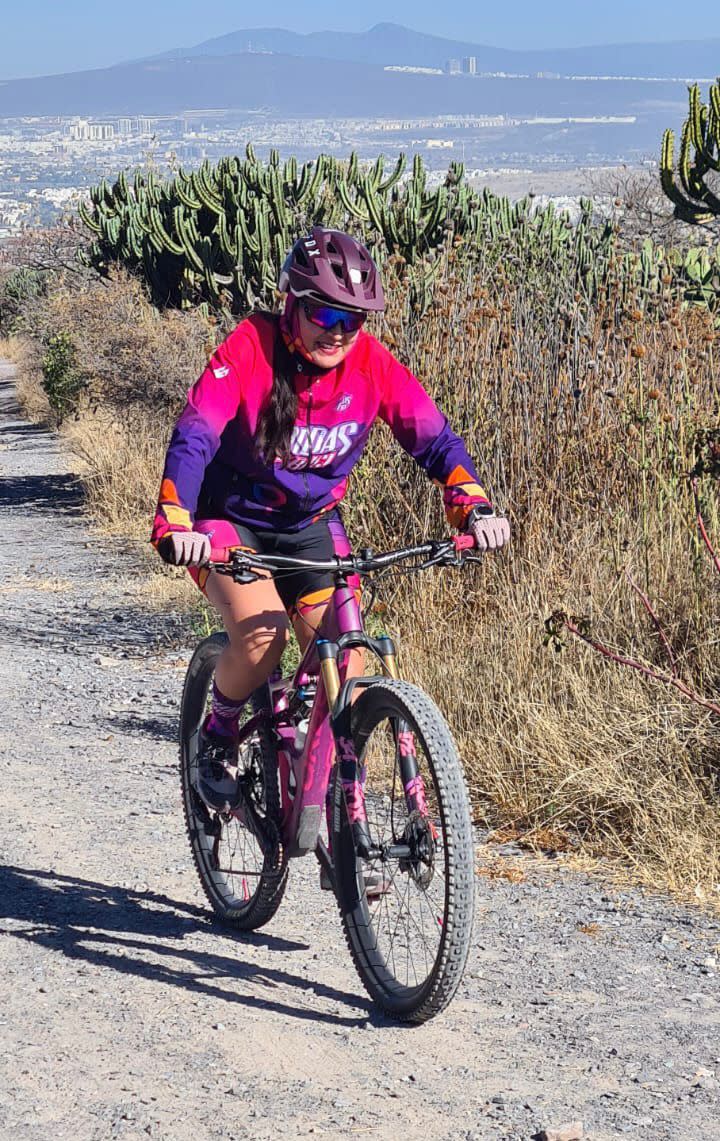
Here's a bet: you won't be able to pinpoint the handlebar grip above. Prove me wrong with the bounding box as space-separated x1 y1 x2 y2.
209 546 232 564
453 533 476 552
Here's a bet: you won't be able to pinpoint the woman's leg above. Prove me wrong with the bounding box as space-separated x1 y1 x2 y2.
281 513 364 674
204 570 290 700
291 597 364 676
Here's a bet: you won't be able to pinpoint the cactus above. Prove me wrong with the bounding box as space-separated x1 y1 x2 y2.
660 81 720 223
77 143 715 318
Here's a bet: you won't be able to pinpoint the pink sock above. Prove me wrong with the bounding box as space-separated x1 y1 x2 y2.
206 681 247 739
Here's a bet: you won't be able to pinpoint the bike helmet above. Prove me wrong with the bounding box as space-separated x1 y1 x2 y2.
278 227 385 312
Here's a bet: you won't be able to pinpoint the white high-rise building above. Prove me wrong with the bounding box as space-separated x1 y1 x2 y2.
69 119 90 141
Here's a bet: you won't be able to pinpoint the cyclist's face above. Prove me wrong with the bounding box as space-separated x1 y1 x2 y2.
298 306 360 368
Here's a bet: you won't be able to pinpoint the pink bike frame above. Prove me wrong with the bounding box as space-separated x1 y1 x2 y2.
271 574 374 858
213 533 475 860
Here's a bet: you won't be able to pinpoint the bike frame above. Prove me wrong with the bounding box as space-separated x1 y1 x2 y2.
211 536 474 863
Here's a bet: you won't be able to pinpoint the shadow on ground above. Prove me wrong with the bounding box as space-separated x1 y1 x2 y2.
105 712 179 742
0 604 191 655
0 473 85 516
0 865 372 1026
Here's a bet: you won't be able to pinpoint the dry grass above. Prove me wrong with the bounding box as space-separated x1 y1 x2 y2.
2 334 53 422
348 252 720 903
8 241 720 905
62 408 170 539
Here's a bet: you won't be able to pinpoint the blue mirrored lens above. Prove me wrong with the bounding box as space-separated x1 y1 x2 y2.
304 303 365 332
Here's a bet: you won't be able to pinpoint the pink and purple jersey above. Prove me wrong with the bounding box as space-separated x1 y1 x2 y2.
152 313 491 543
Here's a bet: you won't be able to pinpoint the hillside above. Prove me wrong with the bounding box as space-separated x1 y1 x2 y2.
0 49 687 137
154 22 719 80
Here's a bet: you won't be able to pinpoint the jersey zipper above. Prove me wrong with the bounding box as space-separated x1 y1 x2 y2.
301 381 314 512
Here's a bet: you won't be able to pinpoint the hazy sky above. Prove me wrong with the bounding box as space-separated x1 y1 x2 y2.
1 0 717 81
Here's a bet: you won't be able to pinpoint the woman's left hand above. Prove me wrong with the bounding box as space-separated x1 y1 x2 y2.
466 513 511 552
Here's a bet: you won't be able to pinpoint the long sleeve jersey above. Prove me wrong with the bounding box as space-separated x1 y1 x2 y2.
152 313 492 543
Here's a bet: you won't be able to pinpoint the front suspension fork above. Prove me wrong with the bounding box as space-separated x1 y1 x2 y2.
323 637 430 856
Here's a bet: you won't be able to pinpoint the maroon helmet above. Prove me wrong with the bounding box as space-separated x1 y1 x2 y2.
278 227 385 312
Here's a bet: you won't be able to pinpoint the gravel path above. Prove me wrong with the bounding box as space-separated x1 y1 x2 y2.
1 359 719 1141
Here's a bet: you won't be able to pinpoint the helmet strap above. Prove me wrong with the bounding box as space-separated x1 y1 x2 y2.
279 294 318 366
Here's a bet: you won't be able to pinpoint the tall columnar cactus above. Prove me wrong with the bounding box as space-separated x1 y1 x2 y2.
79 145 714 316
661 81 720 224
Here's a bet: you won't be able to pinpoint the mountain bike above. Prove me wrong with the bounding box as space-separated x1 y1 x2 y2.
179 534 480 1023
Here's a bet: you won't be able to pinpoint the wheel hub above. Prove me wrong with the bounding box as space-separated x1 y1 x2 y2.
399 809 436 887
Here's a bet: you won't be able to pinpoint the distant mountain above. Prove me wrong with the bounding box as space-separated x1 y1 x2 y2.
0 49 688 127
154 22 719 80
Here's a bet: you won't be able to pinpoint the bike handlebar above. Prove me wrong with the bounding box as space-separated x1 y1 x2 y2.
207 532 478 579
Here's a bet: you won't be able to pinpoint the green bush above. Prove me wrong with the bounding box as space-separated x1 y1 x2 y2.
0 266 47 334
41 332 86 422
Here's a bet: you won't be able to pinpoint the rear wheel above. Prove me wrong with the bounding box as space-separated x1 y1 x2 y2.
332 679 474 1022
179 633 288 928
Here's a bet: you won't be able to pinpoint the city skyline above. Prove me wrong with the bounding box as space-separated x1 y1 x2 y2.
2 1 718 81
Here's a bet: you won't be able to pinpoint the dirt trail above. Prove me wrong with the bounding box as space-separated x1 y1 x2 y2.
0 359 718 1141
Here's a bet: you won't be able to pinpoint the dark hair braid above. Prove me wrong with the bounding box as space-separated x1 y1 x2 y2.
255 315 298 465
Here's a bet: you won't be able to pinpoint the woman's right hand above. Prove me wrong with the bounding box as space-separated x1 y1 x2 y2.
157 532 212 567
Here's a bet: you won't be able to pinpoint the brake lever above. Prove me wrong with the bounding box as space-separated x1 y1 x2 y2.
427 537 478 569
230 567 261 583
209 550 262 583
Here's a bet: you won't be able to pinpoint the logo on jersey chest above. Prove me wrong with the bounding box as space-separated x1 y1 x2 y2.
285 421 360 471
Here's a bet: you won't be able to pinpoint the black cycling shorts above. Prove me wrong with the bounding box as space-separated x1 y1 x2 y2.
191 512 359 616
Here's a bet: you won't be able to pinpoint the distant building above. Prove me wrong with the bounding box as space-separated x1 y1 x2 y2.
69 119 89 141
462 57 477 75
68 119 114 141
446 58 461 75
384 65 444 75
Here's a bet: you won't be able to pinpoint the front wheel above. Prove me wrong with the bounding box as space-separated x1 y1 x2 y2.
332 679 475 1023
179 633 288 929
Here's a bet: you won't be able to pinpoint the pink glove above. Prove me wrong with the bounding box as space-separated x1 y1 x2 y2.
466 510 511 552
158 532 212 567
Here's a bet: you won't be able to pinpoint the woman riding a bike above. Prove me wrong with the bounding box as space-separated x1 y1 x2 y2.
153 227 510 813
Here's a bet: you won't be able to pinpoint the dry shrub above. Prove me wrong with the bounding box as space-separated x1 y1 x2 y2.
12 265 217 531
2 334 53 422
9 241 720 902
344 252 720 900
18 263 214 416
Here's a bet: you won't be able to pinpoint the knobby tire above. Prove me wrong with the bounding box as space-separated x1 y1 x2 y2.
179 632 288 929
332 679 475 1023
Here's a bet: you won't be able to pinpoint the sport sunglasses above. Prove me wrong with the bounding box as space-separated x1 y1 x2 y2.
302 301 366 333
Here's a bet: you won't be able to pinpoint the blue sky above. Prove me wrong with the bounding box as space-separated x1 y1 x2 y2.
2 0 717 81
